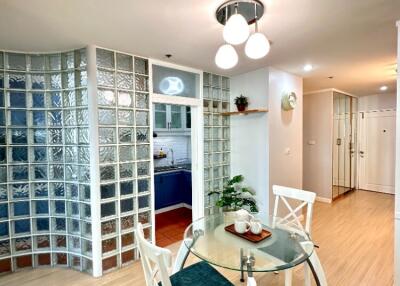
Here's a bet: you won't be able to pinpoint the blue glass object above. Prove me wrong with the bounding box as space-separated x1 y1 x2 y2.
36 218 49 231
0 110 4 126
0 128 5 144
33 110 46 126
9 92 26 107
11 110 27 125
12 146 28 162
12 184 29 199
14 219 30 233
0 147 6 163
55 200 65 214
71 202 79 215
49 111 62 126
9 73 26 89
12 165 29 180
138 196 149 209
0 166 6 181
0 76 3 89
0 91 3 107
36 201 49 214
0 203 8 219
55 218 66 231
120 199 133 213
71 219 80 233
31 74 45 89
53 183 65 197
34 183 48 197
11 128 27 144
33 129 46 144
101 202 115 217
100 184 115 199
14 201 30 216
50 92 62 107
138 179 149 193
120 181 133 195
34 147 47 162
0 222 8 237
32 93 45 108
0 185 7 200
70 184 79 199
34 165 47 180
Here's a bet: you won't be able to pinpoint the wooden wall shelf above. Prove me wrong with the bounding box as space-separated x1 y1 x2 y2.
221 109 269 116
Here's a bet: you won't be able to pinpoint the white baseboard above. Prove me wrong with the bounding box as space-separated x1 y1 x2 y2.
155 203 192 214
316 196 332 204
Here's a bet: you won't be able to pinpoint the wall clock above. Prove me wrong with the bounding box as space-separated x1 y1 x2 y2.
281 91 297 111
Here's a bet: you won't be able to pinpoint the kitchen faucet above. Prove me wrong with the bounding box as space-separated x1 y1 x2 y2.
169 148 175 166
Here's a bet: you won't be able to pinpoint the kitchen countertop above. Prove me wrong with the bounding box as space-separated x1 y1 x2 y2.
154 164 191 174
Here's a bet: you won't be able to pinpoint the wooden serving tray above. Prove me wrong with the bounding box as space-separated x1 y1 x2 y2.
224 224 271 243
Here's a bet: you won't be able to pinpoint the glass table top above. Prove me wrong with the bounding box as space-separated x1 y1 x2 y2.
183 214 314 272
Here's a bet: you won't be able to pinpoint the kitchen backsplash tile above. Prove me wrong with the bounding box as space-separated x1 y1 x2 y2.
153 136 191 167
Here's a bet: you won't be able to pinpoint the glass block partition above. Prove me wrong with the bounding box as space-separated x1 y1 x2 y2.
0 50 93 274
203 73 230 215
95 48 151 273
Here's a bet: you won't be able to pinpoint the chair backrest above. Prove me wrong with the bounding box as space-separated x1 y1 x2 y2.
136 223 173 286
172 238 192 274
272 185 316 235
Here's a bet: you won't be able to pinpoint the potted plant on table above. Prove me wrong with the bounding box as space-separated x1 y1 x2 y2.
208 175 258 223
234 95 248 112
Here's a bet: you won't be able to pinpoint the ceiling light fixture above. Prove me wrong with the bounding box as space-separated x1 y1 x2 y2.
215 44 238 69
245 7 270 59
215 0 268 69
380 85 388 91
303 64 313 72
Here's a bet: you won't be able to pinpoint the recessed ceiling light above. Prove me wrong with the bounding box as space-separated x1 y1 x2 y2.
380 85 388 91
303 64 313 72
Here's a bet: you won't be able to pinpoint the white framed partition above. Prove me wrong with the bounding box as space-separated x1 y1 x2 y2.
149 59 204 223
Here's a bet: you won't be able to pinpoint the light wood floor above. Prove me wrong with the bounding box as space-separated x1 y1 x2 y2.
0 190 394 286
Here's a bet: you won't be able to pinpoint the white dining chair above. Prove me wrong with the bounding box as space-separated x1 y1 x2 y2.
272 185 328 286
135 223 234 286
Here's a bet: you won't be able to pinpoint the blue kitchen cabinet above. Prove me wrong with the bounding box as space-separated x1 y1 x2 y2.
155 170 192 210
182 171 192 206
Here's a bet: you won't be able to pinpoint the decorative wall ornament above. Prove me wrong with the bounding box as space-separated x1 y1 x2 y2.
281 91 297 110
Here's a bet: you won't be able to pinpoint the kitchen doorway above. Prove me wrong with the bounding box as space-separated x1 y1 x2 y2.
153 103 193 246
149 60 204 247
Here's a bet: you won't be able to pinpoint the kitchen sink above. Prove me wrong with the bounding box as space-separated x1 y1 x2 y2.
154 165 184 173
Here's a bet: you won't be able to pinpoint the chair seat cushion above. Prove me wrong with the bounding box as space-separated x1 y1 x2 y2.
168 261 233 286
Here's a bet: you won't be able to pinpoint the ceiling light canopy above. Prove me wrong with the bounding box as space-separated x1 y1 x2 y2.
215 0 269 69
380 85 388 91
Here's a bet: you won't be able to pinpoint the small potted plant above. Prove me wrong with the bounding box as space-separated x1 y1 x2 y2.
209 175 258 223
234 95 248 112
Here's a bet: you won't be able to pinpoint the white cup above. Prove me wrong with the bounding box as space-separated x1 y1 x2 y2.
234 219 250 234
249 219 262 235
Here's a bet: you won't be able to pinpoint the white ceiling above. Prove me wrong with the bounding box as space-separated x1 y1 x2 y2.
0 0 398 96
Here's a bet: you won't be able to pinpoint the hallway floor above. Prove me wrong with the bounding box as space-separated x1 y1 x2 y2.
0 190 394 286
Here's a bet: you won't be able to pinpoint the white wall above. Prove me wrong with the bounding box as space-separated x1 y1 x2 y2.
153 135 191 167
303 90 333 200
394 20 400 286
358 93 396 111
230 67 303 216
267 68 303 211
230 68 269 217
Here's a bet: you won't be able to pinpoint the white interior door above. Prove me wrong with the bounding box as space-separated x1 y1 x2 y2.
358 110 396 194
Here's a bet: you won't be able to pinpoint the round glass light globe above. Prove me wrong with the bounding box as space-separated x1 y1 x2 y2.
245 32 270 59
223 14 250 45
215 44 238 69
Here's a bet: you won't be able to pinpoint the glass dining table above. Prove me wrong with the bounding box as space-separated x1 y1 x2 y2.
181 214 320 285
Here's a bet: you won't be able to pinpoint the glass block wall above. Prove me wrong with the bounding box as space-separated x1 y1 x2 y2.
203 73 230 215
0 50 93 274
95 48 152 273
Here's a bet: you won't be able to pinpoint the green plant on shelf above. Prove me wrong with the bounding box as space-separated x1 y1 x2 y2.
208 175 258 213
